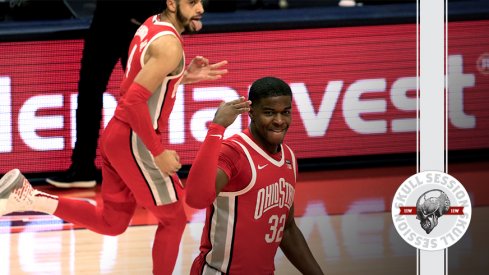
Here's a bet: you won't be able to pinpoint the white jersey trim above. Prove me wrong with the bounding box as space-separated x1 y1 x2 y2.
152 16 179 30
284 144 297 181
140 30 185 80
131 134 177 204
237 132 284 167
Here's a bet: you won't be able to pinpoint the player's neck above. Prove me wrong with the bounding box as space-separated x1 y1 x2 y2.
159 11 184 33
248 127 281 155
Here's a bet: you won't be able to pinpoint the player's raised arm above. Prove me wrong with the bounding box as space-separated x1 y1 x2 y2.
185 97 251 209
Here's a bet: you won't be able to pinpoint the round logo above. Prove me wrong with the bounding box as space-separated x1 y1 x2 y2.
391 171 471 251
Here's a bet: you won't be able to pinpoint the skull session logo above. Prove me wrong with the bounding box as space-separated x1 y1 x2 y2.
416 189 451 234
392 171 471 251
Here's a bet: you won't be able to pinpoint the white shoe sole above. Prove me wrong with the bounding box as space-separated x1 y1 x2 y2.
45 178 96 188
0 169 22 195
1 169 24 215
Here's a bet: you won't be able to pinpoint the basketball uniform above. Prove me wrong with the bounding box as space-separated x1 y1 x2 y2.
53 15 188 275
191 129 297 274
111 15 185 207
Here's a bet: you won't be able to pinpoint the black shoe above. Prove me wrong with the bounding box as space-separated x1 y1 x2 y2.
46 166 98 188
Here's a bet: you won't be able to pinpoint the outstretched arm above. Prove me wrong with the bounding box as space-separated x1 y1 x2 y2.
280 205 324 275
185 97 251 209
181 56 228 84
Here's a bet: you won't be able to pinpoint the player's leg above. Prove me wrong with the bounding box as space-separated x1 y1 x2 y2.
122 173 186 275
54 117 140 234
53 119 137 234
124 163 186 275
54 156 137 235
0 120 138 234
0 168 135 237
102 119 188 275
0 157 136 235
149 200 187 275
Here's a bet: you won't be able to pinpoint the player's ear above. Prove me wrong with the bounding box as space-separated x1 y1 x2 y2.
166 0 177 12
249 108 255 121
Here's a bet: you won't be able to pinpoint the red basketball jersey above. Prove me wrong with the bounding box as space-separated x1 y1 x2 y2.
116 15 184 132
194 129 297 274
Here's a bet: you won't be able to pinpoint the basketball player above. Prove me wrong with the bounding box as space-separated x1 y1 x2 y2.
46 0 163 188
185 77 324 274
0 1 227 274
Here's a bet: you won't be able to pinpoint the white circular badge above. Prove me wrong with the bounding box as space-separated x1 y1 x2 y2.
391 170 471 251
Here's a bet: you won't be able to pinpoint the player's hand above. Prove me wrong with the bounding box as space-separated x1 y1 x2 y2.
154 149 182 176
183 56 228 84
213 97 251 128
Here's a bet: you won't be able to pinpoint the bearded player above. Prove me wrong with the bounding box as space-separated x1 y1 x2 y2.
0 1 228 274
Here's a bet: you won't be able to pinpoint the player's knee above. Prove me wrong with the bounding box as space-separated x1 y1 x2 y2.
173 212 187 232
154 203 187 233
168 205 187 231
103 224 128 236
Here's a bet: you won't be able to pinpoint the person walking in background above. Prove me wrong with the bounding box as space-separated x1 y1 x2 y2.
0 1 228 274
185 77 324 274
46 0 163 188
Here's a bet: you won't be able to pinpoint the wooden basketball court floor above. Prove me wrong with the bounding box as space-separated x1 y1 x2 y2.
1 161 488 274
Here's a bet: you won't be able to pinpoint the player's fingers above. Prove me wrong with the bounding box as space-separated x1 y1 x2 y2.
231 97 249 105
234 100 251 113
195 56 209 66
225 99 250 113
204 75 222 82
236 106 250 113
163 165 176 176
219 101 227 108
234 100 251 109
208 69 228 76
226 97 246 105
172 157 181 168
168 162 181 175
209 60 228 69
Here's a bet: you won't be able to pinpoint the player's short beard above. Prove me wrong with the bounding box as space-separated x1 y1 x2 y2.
176 4 194 33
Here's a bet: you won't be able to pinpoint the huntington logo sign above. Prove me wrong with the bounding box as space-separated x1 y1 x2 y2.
392 171 471 251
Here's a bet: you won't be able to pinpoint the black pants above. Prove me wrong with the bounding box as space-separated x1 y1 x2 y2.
71 0 162 171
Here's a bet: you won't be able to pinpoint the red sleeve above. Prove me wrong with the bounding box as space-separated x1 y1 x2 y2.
118 82 164 156
218 142 252 192
217 142 239 181
185 123 226 209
